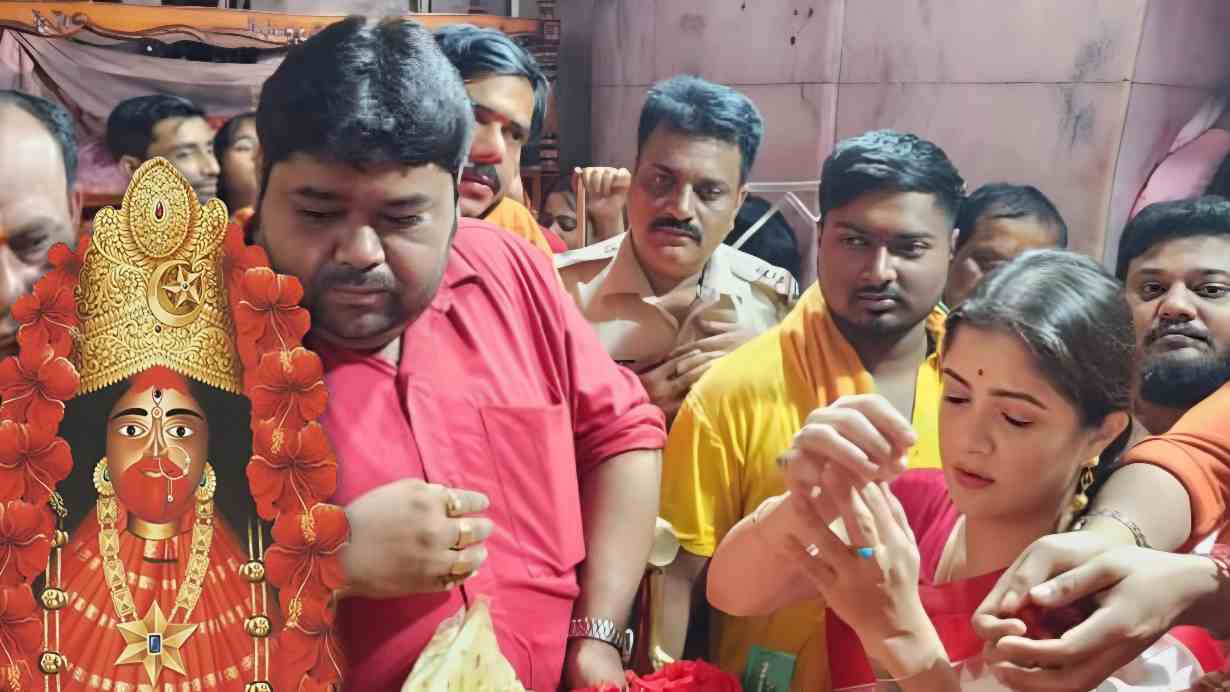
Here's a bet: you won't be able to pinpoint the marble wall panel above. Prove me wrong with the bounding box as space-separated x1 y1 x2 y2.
592 0 844 87
840 0 1145 83
1104 84 1215 265
835 82 1132 258
1134 0 1230 87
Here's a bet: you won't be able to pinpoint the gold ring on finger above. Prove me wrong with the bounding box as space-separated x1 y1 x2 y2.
452 519 473 550
444 490 463 518
804 543 820 558
450 558 472 580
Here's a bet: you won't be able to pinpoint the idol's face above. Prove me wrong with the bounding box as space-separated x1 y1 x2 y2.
458 73 535 219
626 126 746 286
938 327 1123 526
255 153 458 351
817 190 952 342
106 383 209 524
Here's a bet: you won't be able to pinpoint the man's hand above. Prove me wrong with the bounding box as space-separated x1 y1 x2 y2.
638 349 723 421
778 395 917 519
562 638 628 690
574 166 631 229
685 318 757 356
341 478 494 598
976 545 1220 691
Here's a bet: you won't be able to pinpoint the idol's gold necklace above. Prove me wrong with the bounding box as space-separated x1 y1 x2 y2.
94 458 216 687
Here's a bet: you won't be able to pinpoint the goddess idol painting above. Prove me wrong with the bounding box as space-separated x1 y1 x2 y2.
0 158 347 691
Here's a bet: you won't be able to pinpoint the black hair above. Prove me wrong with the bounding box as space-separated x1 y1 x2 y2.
955 183 1068 251
819 129 965 225
257 17 473 188
59 377 255 536
105 94 206 162
1116 196 1230 279
213 111 257 211
945 250 1136 514
0 90 78 188
636 75 764 183
434 23 549 144
725 195 802 284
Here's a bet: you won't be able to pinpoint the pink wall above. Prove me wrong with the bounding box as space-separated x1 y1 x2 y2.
585 0 1230 281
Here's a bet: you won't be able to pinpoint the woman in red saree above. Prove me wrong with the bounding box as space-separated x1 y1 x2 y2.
709 250 1223 690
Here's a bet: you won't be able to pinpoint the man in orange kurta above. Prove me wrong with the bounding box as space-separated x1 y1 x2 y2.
434 25 556 258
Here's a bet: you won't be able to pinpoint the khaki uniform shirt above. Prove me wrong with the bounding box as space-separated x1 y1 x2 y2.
556 233 798 372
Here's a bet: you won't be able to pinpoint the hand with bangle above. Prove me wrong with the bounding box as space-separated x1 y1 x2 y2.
976 544 1230 691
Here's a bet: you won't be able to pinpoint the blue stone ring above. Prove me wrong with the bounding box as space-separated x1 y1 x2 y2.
855 547 875 560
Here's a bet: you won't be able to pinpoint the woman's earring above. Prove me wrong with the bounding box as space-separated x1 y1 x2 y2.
1070 461 1096 512
93 458 114 498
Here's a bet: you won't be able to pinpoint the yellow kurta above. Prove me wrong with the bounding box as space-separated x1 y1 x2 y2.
660 283 945 691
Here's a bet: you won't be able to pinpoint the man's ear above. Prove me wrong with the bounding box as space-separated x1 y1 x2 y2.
67 187 83 235
118 154 142 180
735 183 749 212
950 227 960 260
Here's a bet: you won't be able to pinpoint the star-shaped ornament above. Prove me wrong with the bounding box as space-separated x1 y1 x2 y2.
162 265 202 309
115 600 198 686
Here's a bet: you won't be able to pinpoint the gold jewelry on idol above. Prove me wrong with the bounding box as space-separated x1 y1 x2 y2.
1070 460 1097 512
97 458 217 686
73 158 240 395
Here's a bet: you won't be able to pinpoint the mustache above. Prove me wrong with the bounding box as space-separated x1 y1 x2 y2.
463 164 502 193
650 217 703 241
312 264 398 294
1148 321 1208 345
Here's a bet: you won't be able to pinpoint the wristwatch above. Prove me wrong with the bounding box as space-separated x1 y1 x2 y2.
568 617 634 664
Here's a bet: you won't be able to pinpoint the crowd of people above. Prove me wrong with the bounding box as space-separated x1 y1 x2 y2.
0 12 1228 692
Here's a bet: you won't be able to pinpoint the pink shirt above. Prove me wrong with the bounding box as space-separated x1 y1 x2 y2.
319 219 666 691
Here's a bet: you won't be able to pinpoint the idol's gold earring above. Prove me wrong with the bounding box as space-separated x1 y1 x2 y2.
93 458 114 498
195 463 217 504
1071 460 1097 512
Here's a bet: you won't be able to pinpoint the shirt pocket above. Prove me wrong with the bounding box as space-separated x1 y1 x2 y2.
480 403 585 579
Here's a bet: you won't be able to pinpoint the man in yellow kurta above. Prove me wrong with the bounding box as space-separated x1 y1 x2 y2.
659 130 966 691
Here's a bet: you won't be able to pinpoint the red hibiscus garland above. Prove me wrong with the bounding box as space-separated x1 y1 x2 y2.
0 222 349 690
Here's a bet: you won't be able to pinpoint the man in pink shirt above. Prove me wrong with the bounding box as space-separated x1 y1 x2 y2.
249 18 666 690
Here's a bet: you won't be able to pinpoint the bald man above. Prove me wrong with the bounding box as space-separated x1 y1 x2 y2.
0 91 82 359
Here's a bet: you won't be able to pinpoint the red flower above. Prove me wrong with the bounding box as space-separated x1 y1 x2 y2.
0 331 77 429
235 268 311 355
273 597 343 691
223 223 270 291
248 420 337 520
0 422 70 505
11 272 76 359
0 502 52 587
265 504 348 598
250 348 328 428
47 236 87 279
626 660 741 692
0 585 40 676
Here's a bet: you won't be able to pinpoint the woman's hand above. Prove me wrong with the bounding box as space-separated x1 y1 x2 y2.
779 467 942 679
779 395 917 522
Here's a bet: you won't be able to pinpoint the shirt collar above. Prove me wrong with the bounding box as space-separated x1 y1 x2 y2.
431 233 482 314
590 233 710 304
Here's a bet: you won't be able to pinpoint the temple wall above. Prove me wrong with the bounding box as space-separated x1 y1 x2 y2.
583 0 1230 281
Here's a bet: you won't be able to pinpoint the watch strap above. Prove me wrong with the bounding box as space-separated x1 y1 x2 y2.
568 617 634 664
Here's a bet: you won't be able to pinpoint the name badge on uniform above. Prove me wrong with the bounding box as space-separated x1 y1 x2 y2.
743 645 795 691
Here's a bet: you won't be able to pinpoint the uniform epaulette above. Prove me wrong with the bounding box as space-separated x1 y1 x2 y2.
554 234 625 270
728 247 800 302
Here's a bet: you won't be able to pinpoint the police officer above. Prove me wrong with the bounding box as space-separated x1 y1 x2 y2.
557 76 797 422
